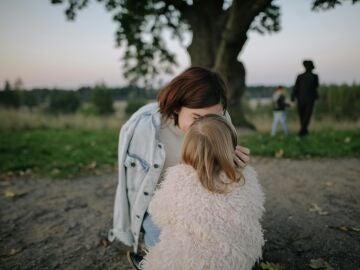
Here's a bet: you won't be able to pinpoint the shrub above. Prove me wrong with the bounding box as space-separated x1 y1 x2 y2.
47 90 81 114
91 84 114 115
125 92 147 115
316 84 360 120
20 91 38 109
0 81 20 108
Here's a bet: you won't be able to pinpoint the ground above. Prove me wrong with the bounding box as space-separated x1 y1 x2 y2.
1 158 359 270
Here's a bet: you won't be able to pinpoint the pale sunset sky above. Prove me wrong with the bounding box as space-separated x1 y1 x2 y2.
0 0 359 89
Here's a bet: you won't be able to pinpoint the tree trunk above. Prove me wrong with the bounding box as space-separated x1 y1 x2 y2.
184 0 271 128
213 30 255 128
225 60 256 129
187 29 254 127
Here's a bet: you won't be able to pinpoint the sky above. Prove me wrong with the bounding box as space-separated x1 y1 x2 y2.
0 0 359 89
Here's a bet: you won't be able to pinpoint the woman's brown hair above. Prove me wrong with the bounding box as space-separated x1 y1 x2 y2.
181 114 244 194
157 67 228 125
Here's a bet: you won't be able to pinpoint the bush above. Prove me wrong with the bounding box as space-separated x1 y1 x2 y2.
47 91 81 114
315 84 360 120
79 102 99 116
125 93 147 115
91 85 114 115
0 90 20 108
0 81 20 108
20 91 38 109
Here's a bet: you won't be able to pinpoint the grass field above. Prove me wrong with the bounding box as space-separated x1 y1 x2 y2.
0 102 359 179
1 127 359 180
0 102 127 131
0 128 118 179
241 130 360 158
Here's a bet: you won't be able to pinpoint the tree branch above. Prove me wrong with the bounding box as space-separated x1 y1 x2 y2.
164 0 191 18
214 0 273 71
312 0 359 10
230 0 273 38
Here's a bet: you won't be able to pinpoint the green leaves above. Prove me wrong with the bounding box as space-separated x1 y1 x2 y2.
112 0 181 85
50 0 186 86
251 3 281 35
91 84 115 115
312 0 360 11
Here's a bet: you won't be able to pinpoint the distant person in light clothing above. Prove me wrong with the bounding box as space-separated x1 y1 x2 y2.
271 85 290 136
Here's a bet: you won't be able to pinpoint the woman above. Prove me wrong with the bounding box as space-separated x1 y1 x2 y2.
107 67 251 269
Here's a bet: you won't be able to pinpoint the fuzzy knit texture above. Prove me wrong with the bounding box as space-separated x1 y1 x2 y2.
143 164 265 270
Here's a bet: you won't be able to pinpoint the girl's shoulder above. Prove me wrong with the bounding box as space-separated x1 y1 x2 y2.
167 163 194 173
164 164 197 183
233 166 261 191
231 166 264 204
243 165 258 181
160 164 200 191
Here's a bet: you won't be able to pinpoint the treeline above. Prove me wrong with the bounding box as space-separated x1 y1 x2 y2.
246 86 276 98
0 81 156 115
1 81 359 120
0 82 273 109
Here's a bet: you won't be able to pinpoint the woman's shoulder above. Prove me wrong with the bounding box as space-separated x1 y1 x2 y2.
232 166 264 204
134 102 159 116
120 102 160 134
125 102 159 124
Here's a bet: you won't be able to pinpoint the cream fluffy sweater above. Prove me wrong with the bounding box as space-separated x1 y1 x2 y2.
143 164 265 270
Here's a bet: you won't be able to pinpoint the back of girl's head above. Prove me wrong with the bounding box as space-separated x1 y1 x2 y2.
157 67 228 125
181 114 243 193
274 85 284 92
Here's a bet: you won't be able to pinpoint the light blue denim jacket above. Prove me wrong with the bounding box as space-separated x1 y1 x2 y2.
108 102 165 252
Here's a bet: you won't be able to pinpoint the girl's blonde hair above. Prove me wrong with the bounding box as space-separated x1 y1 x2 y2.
181 114 244 193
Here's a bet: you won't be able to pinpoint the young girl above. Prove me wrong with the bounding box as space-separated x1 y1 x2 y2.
143 114 265 270
271 85 290 136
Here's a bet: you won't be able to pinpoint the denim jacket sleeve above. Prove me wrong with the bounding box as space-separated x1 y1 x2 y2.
108 118 136 245
108 103 158 246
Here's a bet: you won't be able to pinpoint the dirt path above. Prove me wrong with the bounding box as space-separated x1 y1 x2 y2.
1 158 359 270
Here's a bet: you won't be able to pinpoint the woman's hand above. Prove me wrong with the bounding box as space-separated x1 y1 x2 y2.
234 146 250 168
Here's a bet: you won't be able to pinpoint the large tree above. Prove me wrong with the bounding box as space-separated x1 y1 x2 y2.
50 0 358 126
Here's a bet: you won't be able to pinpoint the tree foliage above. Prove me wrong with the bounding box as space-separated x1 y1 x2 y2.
0 80 20 108
50 0 283 84
50 0 358 86
125 92 147 115
311 0 359 10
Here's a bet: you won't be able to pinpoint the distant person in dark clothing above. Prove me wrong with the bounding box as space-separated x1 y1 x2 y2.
291 60 319 137
271 86 290 136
